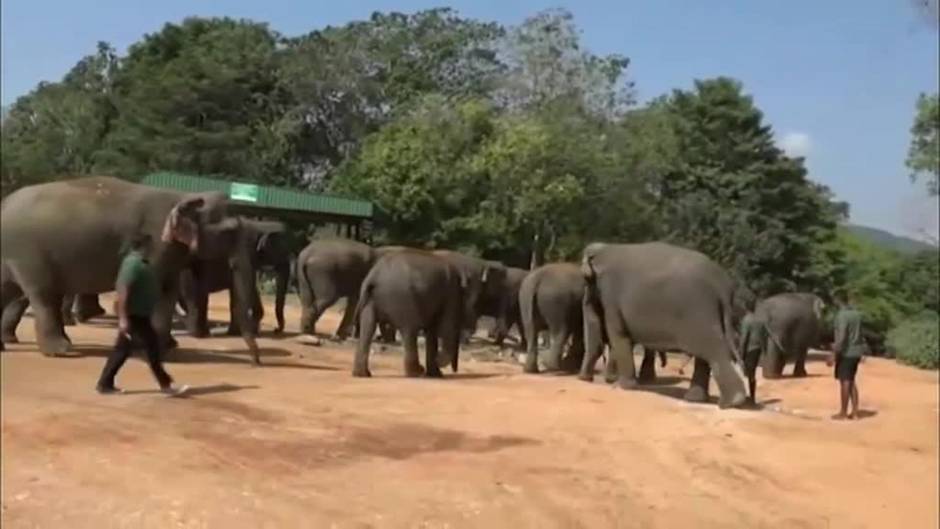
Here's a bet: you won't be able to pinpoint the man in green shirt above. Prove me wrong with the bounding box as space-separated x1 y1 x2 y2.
828 291 867 420
738 309 768 406
96 234 188 397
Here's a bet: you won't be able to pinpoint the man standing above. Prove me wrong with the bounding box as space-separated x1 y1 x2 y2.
829 291 867 420
738 308 768 406
96 234 188 397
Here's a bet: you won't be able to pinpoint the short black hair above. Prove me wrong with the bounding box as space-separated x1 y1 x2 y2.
129 233 152 251
833 289 851 305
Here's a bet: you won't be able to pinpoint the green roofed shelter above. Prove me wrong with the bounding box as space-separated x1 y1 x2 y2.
140 172 373 229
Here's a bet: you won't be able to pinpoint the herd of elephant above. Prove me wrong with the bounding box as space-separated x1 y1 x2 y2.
0 177 827 410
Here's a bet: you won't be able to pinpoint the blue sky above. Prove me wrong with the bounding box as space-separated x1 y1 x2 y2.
2 0 938 239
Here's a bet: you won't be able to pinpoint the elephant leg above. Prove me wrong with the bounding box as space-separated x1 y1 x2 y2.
74 294 105 323
60 295 77 326
401 329 425 377
561 329 585 373
685 357 712 403
226 288 240 336
352 301 376 377
2 295 28 344
29 290 71 356
638 347 658 384
542 324 570 372
424 328 443 378
333 295 358 341
792 347 808 377
578 291 605 382
761 338 784 379
604 352 618 384
602 308 636 390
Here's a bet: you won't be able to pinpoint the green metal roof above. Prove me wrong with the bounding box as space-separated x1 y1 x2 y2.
141 172 373 220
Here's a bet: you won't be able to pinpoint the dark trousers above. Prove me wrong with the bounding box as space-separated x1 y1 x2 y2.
97 316 173 389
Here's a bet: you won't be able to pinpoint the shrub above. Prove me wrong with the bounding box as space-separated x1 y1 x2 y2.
887 313 939 370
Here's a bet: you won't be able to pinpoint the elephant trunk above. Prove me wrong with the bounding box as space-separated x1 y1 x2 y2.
229 255 261 365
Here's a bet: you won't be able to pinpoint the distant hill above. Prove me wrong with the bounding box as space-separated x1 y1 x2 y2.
845 224 937 255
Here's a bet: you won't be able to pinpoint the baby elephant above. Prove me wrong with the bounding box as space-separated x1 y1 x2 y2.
352 250 468 378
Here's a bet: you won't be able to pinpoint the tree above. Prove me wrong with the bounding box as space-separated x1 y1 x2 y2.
94 18 283 182
1 42 118 195
277 9 504 189
644 77 843 296
493 8 634 118
906 92 939 196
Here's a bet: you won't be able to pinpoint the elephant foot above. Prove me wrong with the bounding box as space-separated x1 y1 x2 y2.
39 336 72 357
792 367 808 378
523 363 540 375
274 327 284 335
719 390 748 410
76 307 105 323
684 385 709 403
425 366 444 378
329 334 348 343
577 372 594 383
1 333 18 344
615 376 638 390
761 370 783 380
352 367 372 378
225 327 241 337
604 372 619 385
404 363 426 378
163 335 179 351
62 315 77 327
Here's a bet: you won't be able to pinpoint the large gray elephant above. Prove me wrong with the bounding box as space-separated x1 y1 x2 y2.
488 266 528 348
0 176 260 363
352 249 468 378
519 263 586 374
178 219 290 337
295 238 393 341
579 242 748 409
755 292 825 379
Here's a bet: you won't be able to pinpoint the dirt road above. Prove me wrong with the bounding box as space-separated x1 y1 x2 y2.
2 295 937 528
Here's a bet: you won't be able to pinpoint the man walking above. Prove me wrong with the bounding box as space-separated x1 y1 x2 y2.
738 308 768 406
96 234 188 397
829 291 867 420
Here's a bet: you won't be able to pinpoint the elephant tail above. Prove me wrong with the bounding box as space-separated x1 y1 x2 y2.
352 267 377 329
720 293 742 365
518 273 539 353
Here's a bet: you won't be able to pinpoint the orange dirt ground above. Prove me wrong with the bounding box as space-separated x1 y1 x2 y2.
2 293 938 529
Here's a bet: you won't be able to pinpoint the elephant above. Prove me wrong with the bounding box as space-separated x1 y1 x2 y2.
430 250 506 337
488 266 529 349
352 249 468 378
0 176 260 363
519 263 586 374
295 238 397 342
754 292 825 379
178 219 290 337
579 242 749 409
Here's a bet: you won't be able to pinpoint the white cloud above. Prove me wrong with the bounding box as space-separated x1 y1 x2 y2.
778 132 812 158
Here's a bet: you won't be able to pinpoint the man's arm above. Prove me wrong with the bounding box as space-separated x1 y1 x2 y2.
831 313 847 362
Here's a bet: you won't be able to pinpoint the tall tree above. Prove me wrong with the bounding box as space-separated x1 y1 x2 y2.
646 77 843 295
94 18 283 181
1 42 118 195
906 92 939 196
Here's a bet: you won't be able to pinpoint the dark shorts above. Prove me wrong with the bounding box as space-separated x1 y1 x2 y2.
834 356 860 381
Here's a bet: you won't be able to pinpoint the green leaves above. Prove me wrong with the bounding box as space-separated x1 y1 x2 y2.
906 92 939 196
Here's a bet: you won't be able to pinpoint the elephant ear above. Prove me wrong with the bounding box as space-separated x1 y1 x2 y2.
812 296 825 320
161 197 205 253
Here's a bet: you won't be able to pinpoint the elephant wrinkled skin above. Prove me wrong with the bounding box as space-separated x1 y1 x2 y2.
755 292 825 379
519 263 585 374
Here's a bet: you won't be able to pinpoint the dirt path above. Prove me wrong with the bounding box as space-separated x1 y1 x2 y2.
2 294 937 528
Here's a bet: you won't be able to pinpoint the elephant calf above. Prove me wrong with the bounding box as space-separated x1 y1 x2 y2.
519 263 585 374
352 250 468 378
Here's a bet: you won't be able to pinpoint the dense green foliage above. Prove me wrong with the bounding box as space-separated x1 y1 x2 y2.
906 92 939 196
887 313 939 369
1 8 937 366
